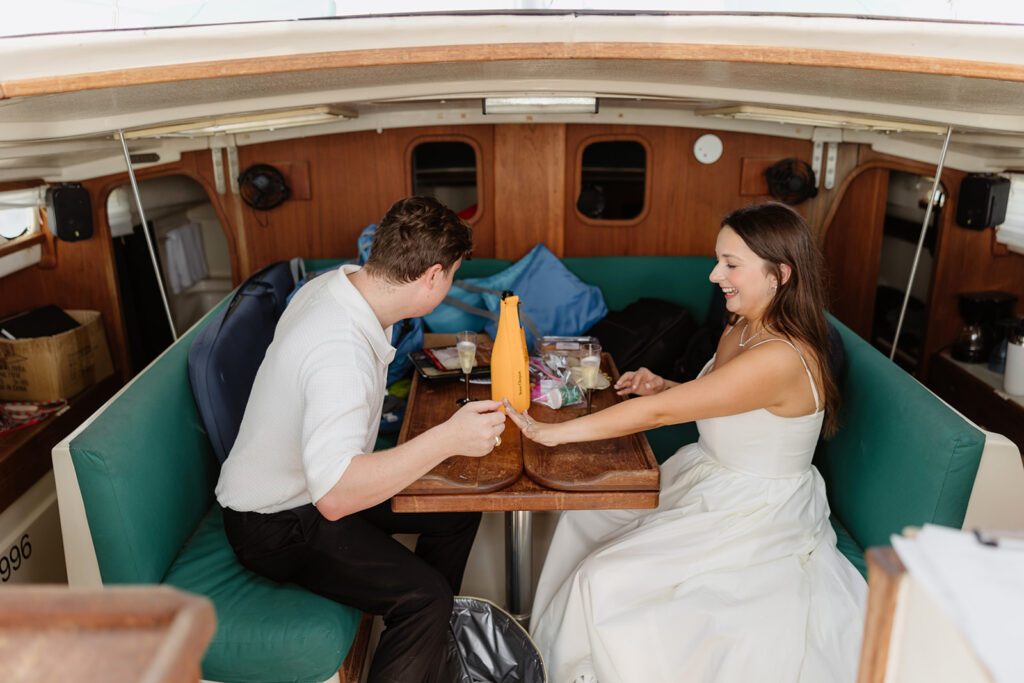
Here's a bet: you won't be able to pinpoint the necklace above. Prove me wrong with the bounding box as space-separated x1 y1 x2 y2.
738 321 767 347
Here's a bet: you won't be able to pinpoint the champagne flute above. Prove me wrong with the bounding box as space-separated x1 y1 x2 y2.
455 331 477 406
579 341 602 414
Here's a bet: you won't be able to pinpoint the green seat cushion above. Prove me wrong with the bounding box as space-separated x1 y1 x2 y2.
815 318 985 551
164 506 361 683
829 514 867 579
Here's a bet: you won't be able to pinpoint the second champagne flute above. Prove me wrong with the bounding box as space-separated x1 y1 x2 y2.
579 341 602 414
455 331 477 406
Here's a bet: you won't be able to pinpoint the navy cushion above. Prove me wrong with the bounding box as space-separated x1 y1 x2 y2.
188 262 296 463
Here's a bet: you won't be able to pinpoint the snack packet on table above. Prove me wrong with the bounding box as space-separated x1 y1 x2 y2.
529 357 584 409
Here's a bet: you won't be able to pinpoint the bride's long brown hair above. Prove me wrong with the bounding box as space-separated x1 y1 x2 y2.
722 202 840 436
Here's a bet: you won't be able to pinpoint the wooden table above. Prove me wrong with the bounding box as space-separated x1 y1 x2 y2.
392 354 659 619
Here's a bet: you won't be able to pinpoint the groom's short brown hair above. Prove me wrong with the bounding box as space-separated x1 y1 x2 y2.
365 196 473 284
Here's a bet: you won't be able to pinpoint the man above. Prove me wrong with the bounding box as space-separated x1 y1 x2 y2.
216 196 506 682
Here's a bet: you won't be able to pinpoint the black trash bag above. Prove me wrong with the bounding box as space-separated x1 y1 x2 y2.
442 597 547 683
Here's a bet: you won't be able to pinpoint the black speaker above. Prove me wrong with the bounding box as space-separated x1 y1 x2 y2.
956 174 1010 230
46 183 93 241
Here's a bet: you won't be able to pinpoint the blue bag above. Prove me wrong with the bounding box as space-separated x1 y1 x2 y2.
432 244 608 350
388 317 424 386
421 263 523 333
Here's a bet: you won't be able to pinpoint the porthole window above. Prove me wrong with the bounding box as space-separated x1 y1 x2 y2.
577 140 646 221
411 141 478 219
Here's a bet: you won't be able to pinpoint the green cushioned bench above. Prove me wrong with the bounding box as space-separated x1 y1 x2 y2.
52 300 364 683
50 254 1023 683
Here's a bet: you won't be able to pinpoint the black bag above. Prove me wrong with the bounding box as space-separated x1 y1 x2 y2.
586 298 699 381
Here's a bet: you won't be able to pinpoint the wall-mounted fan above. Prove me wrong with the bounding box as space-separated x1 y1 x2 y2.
764 158 818 205
238 164 290 210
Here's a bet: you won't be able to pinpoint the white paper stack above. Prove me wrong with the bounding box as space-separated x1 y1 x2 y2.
892 524 1024 682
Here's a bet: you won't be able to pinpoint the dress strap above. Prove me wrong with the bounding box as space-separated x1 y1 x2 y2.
746 338 821 411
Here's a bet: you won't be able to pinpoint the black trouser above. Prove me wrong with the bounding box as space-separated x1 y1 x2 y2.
223 501 481 683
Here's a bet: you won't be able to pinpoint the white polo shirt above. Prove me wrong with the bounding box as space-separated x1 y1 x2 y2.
215 265 395 514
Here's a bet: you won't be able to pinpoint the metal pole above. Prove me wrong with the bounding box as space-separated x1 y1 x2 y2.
117 130 178 340
889 125 953 363
505 510 533 626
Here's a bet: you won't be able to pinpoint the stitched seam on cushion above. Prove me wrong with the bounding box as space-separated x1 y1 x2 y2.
929 431 981 527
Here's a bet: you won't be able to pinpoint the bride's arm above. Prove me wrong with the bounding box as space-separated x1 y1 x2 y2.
507 342 805 447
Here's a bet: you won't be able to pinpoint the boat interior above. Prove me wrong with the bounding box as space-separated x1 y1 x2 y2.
0 9 1023 681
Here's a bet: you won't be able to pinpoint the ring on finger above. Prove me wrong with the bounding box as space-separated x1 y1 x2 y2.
494 435 502 447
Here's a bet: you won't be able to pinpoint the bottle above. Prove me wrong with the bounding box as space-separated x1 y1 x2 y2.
1005 321 1024 396
491 290 531 412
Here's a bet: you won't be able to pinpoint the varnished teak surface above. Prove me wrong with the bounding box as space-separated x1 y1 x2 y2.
396 373 523 495
392 354 659 513
523 354 659 492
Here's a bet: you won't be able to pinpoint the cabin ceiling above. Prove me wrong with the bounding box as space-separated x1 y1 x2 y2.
2 59 1023 136
1 13 1024 183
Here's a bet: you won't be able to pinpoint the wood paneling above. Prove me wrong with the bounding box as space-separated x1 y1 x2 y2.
494 124 565 259
822 167 890 338
232 125 496 275
0 183 125 378
825 148 1024 379
926 173 1024 367
563 126 813 257
739 157 777 196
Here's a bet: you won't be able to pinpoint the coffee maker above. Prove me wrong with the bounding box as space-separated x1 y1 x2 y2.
953 291 1018 363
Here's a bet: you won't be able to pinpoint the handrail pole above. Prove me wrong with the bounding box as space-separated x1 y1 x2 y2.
116 130 178 340
889 125 953 364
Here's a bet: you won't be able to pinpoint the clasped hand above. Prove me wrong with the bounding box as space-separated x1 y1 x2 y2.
503 399 561 448
445 400 507 457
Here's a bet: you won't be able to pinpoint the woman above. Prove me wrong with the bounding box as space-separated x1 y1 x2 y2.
505 203 867 683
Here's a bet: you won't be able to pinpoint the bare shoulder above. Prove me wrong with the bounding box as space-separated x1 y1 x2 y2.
743 336 824 412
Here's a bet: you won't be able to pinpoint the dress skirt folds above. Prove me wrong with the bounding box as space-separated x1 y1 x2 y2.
530 355 867 683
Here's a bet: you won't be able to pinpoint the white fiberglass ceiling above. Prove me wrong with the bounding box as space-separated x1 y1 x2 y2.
3 1 1024 38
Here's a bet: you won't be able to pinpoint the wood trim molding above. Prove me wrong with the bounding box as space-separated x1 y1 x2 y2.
5 42 1024 100
857 547 907 683
818 151 957 247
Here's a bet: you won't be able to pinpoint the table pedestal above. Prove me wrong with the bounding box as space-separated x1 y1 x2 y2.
505 510 533 626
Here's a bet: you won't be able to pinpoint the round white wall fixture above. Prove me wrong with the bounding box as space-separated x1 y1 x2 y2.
693 133 723 164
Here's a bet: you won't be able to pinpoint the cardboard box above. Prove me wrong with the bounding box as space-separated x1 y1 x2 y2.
0 310 114 402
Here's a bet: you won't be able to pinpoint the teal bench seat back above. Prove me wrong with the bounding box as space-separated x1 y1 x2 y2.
815 318 985 551
70 317 219 584
68 298 362 682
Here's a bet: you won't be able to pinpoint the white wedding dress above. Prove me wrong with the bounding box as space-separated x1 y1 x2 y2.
530 340 867 683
